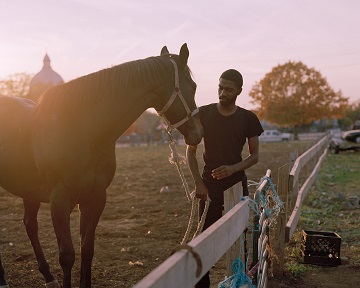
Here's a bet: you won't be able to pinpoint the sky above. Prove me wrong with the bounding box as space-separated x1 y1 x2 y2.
1 0 359 110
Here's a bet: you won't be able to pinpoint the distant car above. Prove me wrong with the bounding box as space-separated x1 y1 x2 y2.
329 129 360 154
259 130 294 142
351 120 360 130
328 128 342 138
343 129 360 143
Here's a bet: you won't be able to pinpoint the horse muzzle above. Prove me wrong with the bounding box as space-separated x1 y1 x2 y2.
180 115 203 146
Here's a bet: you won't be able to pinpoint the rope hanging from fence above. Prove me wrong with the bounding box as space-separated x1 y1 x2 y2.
256 176 283 222
218 258 256 288
167 130 210 244
218 176 283 288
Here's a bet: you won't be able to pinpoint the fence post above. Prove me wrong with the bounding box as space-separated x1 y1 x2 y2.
271 163 289 277
252 169 271 286
289 150 299 213
223 182 243 277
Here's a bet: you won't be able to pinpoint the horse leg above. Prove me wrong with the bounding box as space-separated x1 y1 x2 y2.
22 199 60 287
0 254 9 288
79 192 106 288
50 194 76 288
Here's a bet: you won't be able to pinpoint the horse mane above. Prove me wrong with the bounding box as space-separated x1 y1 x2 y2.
33 55 187 119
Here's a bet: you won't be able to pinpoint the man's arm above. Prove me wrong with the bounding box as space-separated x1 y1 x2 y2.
211 136 260 180
186 145 208 201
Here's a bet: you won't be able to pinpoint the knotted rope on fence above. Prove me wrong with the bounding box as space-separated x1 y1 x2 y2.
219 258 255 288
219 176 283 288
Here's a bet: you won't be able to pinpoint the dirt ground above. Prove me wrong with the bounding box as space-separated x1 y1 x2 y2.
0 143 359 287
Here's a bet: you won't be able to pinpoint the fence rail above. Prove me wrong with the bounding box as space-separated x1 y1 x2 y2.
133 199 250 288
286 147 328 241
272 133 331 276
286 134 330 242
134 134 331 287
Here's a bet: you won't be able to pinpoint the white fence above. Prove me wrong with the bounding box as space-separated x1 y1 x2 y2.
298 132 325 141
133 199 250 288
134 171 273 288
133 134 333 287
286 134 330 241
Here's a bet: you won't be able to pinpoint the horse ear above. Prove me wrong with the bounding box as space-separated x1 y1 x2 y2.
161 46 169 55
179 43 189 66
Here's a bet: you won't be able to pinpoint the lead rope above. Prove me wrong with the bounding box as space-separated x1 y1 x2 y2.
167 129 210 244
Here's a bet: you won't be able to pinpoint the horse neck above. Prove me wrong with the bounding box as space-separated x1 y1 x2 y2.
110 93 152 140
35 59 171 144
105 73 167 142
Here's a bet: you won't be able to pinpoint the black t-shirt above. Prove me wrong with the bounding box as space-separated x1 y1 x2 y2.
199 103 264 188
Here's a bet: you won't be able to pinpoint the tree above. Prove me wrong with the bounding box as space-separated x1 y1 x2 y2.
249 61 348 138
123 110 161 136
0 72 33 98
134 110 162 136
338 100 360 129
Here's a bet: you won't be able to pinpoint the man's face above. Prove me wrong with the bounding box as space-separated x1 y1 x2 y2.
218 78 242 107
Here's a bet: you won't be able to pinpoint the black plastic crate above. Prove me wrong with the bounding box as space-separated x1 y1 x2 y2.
301 230 341 266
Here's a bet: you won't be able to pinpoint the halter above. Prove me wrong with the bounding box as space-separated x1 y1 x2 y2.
156 59 199 131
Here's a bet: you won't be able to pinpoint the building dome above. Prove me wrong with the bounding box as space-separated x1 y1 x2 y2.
30 54 64 86
27 53 64 102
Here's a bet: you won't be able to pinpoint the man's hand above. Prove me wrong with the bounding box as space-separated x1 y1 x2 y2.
194 180 208 201
211 165 235 180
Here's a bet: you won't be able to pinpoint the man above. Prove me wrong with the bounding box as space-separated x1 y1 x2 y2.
186 69 264 288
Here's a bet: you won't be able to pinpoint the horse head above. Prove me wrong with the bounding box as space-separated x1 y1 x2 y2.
156 43 203 146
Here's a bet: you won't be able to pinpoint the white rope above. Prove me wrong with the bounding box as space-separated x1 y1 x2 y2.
193 195 210 239
168 137 192 201
167 130 210 244
180 192 210 245
247 180 260 187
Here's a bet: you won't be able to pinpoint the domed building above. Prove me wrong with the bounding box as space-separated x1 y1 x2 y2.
27 53 64 102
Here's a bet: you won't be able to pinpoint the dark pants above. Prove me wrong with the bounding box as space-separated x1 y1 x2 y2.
195 178 248 288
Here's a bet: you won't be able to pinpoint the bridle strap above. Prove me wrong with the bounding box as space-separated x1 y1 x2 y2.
156 59 198 130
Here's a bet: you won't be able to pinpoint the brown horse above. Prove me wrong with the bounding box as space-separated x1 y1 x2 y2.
0 44 203 288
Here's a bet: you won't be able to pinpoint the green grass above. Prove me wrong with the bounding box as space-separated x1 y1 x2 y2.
285 261 309 277
315 152 360 190
297 151 360 265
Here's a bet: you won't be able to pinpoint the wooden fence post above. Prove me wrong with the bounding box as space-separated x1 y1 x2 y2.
289 150 299 213
271 163 289 277
223 182 244 277
252 169 271 286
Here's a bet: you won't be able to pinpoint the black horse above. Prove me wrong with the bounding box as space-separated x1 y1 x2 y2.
0 44 203 288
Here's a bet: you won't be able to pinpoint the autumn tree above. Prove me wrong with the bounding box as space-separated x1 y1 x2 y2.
120 110 183 144
123 110 162 136
0 72 33 98
134 110 162 136
338 100 360 129
249 61 348 138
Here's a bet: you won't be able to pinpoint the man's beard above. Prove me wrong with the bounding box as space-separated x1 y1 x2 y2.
219 96 237 107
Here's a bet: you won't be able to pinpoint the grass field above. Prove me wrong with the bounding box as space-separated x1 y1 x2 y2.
270 149 360 288
1 139 359 287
